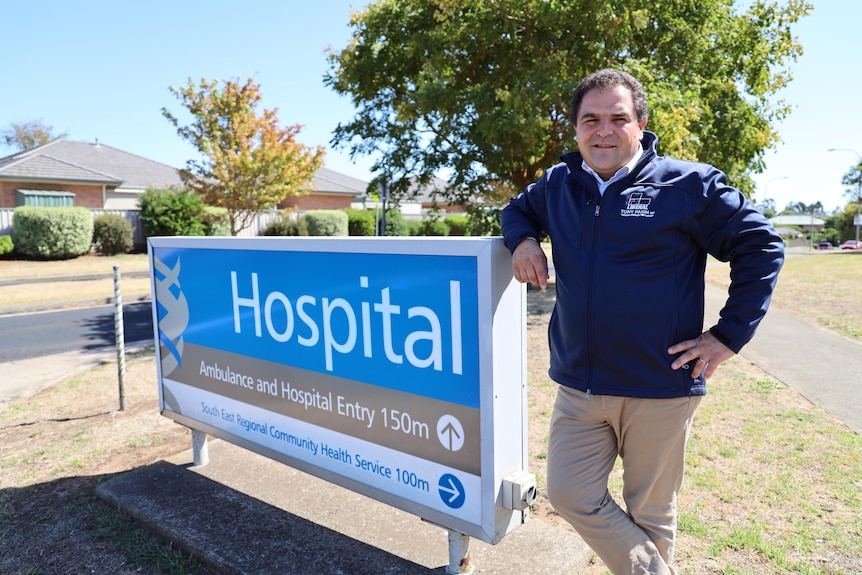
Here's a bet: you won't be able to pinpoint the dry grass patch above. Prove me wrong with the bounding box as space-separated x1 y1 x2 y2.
0 253 152 308
0 349 209 575
0 349 189 489
0 277 152 306
706 251 862 340
0 253 150 280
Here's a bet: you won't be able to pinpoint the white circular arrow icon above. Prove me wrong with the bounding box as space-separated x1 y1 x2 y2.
438 473 466 509
436 414 465 452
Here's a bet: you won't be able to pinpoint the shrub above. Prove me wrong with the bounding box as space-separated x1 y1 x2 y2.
382 209 408 236
12 206 94 259
345 208 376 236
202 206 231 236
138 187 206 237
444 215 469 236
92 213 133 255
303 210 349 236
466 205 502 236
416 218 449 236
0 235 13 256
262 217 301 236
406 220 422 236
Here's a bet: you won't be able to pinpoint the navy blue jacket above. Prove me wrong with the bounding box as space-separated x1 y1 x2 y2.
501 132 784 398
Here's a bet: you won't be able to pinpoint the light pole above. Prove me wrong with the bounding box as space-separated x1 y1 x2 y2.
376 177 389 236
827 148 862 243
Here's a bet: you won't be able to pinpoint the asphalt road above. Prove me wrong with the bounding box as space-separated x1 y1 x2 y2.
0 301 154 363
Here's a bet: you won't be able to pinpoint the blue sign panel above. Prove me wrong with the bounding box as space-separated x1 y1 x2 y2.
153 247 480 408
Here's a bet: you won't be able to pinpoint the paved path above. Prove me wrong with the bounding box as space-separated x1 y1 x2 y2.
705 285 862 435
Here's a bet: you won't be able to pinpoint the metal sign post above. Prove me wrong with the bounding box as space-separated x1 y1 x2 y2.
113 264 126 411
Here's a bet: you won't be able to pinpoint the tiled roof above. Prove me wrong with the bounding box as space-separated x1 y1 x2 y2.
0 153 122 184
311 167 369 196
0 139 183 188
0 140 371 196
407 175 452 203
769 214 826 227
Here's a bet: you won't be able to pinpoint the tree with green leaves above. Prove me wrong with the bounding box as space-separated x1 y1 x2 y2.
839 163 862 204
1 119 67 151
838 163 862 242
786 200 824 215
326 0 811 205
756 197 777 219
162 77 325 235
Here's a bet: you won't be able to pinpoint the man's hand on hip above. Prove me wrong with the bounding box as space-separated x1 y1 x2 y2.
668 331 735 379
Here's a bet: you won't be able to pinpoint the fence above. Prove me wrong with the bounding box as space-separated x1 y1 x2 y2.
0 209 13 238
0 208 287 249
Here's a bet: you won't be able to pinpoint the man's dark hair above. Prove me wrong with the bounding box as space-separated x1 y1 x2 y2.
569 69 649 125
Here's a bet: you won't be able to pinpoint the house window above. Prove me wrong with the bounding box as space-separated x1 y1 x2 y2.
15 189 76 207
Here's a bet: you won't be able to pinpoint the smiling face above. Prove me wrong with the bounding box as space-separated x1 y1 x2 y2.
574 84 647 181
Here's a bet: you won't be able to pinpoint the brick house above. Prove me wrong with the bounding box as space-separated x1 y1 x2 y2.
407 175 468 215
0 139 183 209
0 139 368 211
279 167 369 211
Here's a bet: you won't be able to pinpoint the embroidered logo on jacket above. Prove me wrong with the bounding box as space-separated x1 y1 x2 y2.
620 192 655 218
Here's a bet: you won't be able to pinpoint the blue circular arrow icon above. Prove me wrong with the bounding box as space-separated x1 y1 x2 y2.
438 473 466 509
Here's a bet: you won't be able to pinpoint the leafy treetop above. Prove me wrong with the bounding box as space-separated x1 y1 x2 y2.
326 0 811 205
1 119 67 151
162 77 325 235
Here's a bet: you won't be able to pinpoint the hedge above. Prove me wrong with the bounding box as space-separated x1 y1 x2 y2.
303 210 349 236
138 188 207 237
262 217 302 236
92 213 133 255
345 208 376 236
12 206 94 259
0 235 13 256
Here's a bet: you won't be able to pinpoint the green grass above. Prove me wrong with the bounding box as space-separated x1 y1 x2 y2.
76 488 208 575
126 433 167 448
678 364 862 573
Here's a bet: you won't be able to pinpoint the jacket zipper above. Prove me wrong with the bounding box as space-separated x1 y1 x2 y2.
585 193 602 396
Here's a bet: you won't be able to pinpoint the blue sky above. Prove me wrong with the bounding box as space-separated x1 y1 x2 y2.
1 1 857 213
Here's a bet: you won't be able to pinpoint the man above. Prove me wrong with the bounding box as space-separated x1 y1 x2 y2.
500 69 783 574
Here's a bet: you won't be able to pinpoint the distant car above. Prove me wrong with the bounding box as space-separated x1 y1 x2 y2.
818 241 833 250
840 240 862 249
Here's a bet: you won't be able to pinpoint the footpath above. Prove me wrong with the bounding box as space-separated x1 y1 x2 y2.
705 286 862 436
2 279 861 574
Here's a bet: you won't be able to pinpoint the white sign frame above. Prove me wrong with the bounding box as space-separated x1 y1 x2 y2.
148 236 528 544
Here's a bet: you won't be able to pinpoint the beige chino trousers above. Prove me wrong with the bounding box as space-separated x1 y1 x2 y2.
546 385 701 575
